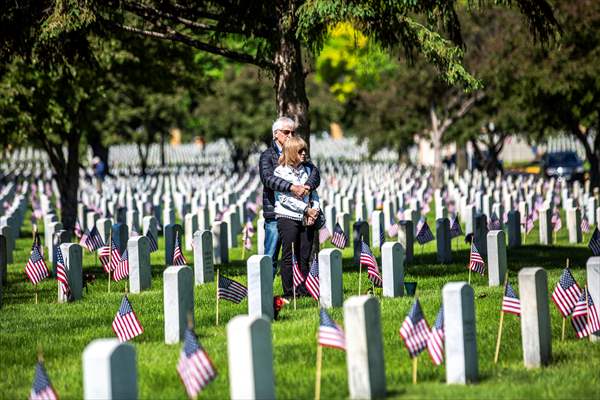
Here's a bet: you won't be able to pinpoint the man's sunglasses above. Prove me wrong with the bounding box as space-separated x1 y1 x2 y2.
278 129 295 136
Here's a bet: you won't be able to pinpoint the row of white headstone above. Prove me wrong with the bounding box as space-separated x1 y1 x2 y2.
79 255 600 400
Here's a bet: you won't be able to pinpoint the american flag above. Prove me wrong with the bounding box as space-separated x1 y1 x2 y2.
551 268 582 317
173 232 187 266
305 256 320 301
319 226 332 244
74 219 83 239
415 220 434 244
552 210 562 232
468 242 485 275
242 227 252 250
502 282 521 316
99 238 121 273
387 219 399 237
177 327 217 398
292 251 304 289
33 231 43 256
245 219 255 237
427 306 444 366
111 295 144 342
449 216 463 238
218 275 247 303
29 361 58 400
524 213 535 234
571 289 600 338
25 245 49 285
581 216 590 234
488 213 501 230
360 242 382 287
399 299 430 357
146 229 159 253
55 246 70 298
83 226 104 251
318 308 346 351
588 228 600 256
331 223 348 249
113 249 129 281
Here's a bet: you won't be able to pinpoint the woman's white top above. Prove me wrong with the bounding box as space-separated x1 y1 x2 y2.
274 164 320 221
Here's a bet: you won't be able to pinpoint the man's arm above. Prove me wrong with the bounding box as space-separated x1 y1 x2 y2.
259 150 292 193
304 161 321 191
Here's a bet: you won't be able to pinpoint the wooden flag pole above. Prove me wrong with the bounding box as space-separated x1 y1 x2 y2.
412 356 418 384
561 258 570 341
314 344 323 400
585 285 591 342
292 244 297 311
107 230 112 293
35 285 38 304
216 269 220 326
494 271 510 363
358 261 362 296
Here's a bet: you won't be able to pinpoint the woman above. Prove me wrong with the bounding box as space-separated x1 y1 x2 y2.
274 136 320 298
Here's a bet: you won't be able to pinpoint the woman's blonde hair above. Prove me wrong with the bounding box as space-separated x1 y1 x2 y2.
279 136 308 166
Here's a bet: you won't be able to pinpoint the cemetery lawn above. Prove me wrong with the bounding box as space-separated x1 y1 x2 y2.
2 213 600 399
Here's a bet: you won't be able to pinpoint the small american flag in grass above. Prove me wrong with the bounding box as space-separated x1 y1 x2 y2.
218 275 247 303
400 299 430 358
552 210 562 232
589 228 600 256
581 216 590 234
99 238 121 273
449 216 463 238
360 241 382 287
331 223 348 249
83 226 104 251
427 306 444 366
177 327 217 398
112 295 144 342
146 229 159 253
415 220 434 244
318 308 346 351
55 245 70 298
468 242 485 275
29 361 58 400
25 245 49 285
502 282 521 316
571 289 600 338
113 249 129 282
173 232 187 266
305 256 320 301
292 251 304 289
319 226 332 244
551 268 582 318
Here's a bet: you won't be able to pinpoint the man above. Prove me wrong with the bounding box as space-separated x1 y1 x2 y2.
259 116 320 277
91 156 107 194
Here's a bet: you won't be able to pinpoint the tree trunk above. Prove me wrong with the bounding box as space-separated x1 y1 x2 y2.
136 141 147 176
47 135 80 233
160 131 166 167
88 133 109 176
430 105 444 189
273 8 310 145
571 126 600 189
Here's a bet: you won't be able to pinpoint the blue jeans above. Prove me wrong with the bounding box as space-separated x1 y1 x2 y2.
264 219 281 278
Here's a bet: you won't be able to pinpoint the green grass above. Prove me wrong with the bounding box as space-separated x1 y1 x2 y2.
1 210 600 399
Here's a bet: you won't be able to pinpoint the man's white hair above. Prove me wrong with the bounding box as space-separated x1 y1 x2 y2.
272 116 296 136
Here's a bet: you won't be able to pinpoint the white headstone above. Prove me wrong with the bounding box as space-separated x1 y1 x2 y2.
344 296 386 399
193 230 214 284
83 339 137 400
486 230 507 287
319 248 343 308
518 267 552 368
227 316 274 400
128 236 151 293
443 282 478 384
163 265 194 344
381 242 404 297
247 255 273 321
587 257 600 342
58 243 83 302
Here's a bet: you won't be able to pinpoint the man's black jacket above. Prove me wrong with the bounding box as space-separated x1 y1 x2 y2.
259 141 320 220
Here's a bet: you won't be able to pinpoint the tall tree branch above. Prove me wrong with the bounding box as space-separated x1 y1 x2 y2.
106 20 275 71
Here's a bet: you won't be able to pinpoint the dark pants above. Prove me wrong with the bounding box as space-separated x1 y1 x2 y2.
277 217 315 297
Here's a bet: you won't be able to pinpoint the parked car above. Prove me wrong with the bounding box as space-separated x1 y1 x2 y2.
540 151 585 181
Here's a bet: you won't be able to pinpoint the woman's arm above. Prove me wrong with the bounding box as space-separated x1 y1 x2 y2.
309 190 320 211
